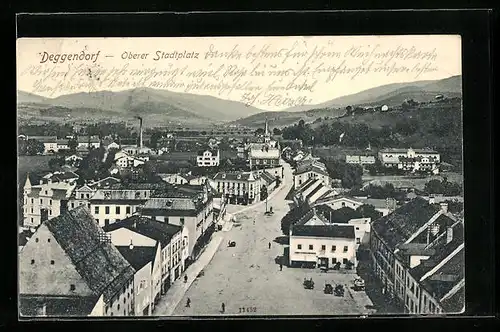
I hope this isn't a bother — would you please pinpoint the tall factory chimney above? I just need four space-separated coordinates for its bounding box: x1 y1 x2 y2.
135 116 143 149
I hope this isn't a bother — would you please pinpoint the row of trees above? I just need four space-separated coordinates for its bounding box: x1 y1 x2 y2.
424 178 462 196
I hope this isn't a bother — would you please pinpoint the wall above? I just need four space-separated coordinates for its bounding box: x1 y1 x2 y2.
289 236 356 267
91 203 139 227
133 263 153 316
19 224 94 297
105 278 134 316
151 244 162 305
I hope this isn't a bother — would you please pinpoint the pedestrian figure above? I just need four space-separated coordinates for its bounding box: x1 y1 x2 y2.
253 219 255 225
221 302 225 313
184 275 188 283
280 264 283 271
186 298 191 307
268 242 271 249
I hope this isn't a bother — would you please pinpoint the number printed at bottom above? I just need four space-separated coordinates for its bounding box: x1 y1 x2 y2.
239 306 257 313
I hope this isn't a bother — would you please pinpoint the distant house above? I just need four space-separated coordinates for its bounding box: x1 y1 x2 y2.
293 159 330 189
345 155 376 165
65 154 83 166
378 148 440 173
19 207 135 317
196 149 220 167
114 154 146 170
313 196 396 217
211 171 262 205
160 173 206 186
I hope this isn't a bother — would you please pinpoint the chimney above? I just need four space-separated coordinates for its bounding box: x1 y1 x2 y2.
440 202 448 213
446 227 453 244
129 239 134 250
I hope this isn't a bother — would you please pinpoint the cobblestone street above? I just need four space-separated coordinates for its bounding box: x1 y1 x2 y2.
170 163 375 316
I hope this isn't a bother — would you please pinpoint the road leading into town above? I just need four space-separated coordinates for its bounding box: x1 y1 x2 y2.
172 162 375 316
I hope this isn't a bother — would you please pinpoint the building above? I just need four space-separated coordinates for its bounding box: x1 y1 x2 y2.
296 206 371 250
19 207 135 317
196 149 220 167
259 171 277 195
378 148 440 173
289 224 357 270
397 220 464 314
370 197 461 311
345 155 376 165
138 190 214 261
64 154 83 166
160 173 207 186
22 173 77 229
211 171 261 205
116 242 162 316
104 216 187 296
247 119 281 169
293 159 330 189
293 178 338 206
114 152 146 170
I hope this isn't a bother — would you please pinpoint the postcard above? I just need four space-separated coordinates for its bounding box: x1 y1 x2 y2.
17 35 464 317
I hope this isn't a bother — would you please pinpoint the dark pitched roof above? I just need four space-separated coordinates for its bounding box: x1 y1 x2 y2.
103 215 182 246
305 183 323 202
371 197 441 250
116 246 156 271
420 245 464 300
295 178 318 195
295 207 330 226
440 284 465 313
291 224 355 239
45 206 135 303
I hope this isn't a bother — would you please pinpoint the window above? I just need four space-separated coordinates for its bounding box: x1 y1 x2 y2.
126 206 131 214
71 203 74 208
331 245 336 252
86 194 90 199
342 202 346 207
31 208 33 213
95 206 99 214
31 198 34 204
117 304 120 310
343 258 348 264
332 257 337 264
70 284 76 291
308 244 313 250
356 238 361 244
35 238 39 243
40 199 43 204
47 239 50 243
105 219 110 226
50 260 54 265
321 245 326 251
31 259 35 264
49 199 52 205
105 206 110 214
356 227 359 230
297 244 302 250
343 246 348 252
116 206 121 214
180 217 185 224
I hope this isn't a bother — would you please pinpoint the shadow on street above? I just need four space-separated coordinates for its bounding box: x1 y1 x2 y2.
273 236 289 245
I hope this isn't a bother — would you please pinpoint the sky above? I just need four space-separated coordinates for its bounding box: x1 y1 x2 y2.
17 35 462 111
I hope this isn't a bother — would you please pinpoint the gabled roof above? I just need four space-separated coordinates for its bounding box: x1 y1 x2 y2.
197 149 219 156
116 245 156 271
371 197 441 250
213 171 259 182
295 207 330 226
44 206 135 302
103 215 182 247
294 163 329 177
291 224 355 239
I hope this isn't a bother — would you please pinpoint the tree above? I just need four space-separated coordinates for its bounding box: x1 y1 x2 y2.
341 163 363 189
281 204 309 235
149 132 162 149
424 179 444 194
26 139 45 155
356 204 383 221
272 128 282 135
18 138 27 155
329 207 362 224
